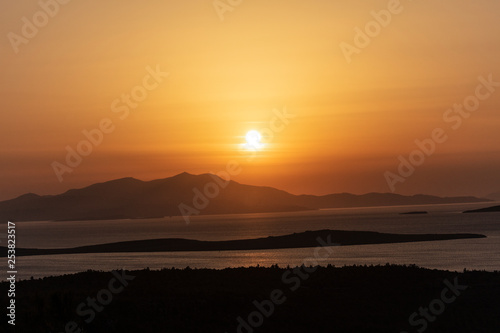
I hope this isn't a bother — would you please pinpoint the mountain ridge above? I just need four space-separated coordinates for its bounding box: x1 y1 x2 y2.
0 173 491 222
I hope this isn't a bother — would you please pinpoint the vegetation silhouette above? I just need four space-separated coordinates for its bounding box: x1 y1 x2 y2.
2 265 499 332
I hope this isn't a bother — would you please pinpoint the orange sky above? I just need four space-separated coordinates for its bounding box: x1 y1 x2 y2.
1 0 500 201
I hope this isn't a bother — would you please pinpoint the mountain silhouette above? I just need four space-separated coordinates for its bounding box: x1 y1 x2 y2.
0 172 490 222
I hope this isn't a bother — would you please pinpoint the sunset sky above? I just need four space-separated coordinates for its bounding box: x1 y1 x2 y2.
1 0 500 201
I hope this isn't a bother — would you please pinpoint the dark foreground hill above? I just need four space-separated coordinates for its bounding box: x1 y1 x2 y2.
2 265 499 333
0 173 490 222
2 229 486 257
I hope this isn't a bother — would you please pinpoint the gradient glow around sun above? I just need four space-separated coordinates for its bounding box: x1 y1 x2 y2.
245 130 264 150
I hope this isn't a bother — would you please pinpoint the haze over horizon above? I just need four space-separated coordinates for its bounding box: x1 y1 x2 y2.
2 0 500 201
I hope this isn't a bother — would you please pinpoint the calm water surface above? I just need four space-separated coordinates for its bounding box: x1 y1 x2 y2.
6 202 500 279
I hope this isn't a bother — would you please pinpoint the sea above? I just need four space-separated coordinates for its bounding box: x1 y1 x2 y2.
7 202 500 280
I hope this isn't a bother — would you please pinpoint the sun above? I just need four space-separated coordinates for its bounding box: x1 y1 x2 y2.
244 130 264 150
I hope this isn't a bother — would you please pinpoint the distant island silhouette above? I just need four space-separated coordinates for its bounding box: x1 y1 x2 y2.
463 205 500 213
0 173 491 222
2 230 486 257
486 191 500 201
400 211 428 215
